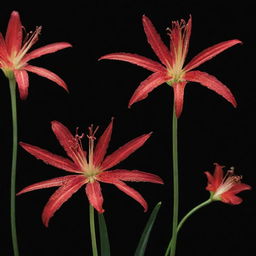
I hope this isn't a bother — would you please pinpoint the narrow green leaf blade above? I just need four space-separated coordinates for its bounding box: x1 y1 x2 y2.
98 213 111 256
134 202 162 256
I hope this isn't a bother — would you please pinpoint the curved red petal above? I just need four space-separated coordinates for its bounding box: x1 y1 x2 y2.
185 70 237 107
23 64 68 92
20 142 80 173
99 52 165 72
227 183 251 194
42 175 86 227
213 163 224 189
100 133 152 171
85 181 104 213
182 16 192 64
221 182 251 205
93 118 114 167
0 33 9 62
184 39 242 71
113 180 148 212
221 193 243 205
22 42 72 63
142 15 172 68
5 11 22 55
204 171 215 191
14 69 29 100
98 169 163 184
128 72 168 108
17 175 76 195
173 81 187 118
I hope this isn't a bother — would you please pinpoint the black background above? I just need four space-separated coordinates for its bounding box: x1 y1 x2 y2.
1 1 255 256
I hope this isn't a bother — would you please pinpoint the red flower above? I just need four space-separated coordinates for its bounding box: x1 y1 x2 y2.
17 119 163 226
0 11 71 99
204 163 251 205
99 15 241 117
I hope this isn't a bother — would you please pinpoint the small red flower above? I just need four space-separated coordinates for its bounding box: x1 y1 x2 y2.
0 11 71 99
204 163 251 205
99 15 241 117
17 119 163 226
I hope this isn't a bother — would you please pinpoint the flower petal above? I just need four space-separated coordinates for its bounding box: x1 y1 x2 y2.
226 183 251 194
129 72 168 108
99 53 165 72
5 11 22 55
204 171 215 191
221 182 251 205
85 181 104 213
93 118 114 167
22 42 72 63
184 40 241 71
42 175 86 227
0 33 9 62
213 163 224 189
185 70 237 107
14 69 29 100
100 133 152 171
221 193 243 205
51 121 87 167
17 175 76 195
20 142 80 173
23 64 68 92
173 81 187 118
98 169 163 184
142 15 172 68
111 180 148 212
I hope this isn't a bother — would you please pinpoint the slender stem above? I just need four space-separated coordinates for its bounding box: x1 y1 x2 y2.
9 78 19 256
165 198 212 255
89 204 98 256
177 199 212 233
170 104 179 256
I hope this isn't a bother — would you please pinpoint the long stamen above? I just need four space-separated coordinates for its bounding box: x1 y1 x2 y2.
87 125 99 166
14 26 42 65
167 19 188 79
66 128 88 170
74 129 87 166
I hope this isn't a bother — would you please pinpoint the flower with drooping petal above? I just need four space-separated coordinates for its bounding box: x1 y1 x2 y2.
0 11 71 99
99 15 241 117
204 163 251 205
17 118 163 226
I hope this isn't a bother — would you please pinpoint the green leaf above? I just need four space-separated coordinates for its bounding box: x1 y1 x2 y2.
98 213 111 256
134 202 162 256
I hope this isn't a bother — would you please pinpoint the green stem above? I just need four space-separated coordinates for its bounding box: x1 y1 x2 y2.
9 78 19 256
170 104 178 256
89 205 98 256
165 198 212 255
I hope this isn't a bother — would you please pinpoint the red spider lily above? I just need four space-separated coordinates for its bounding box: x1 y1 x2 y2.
17 119 163 226
0 11 71 99
204 163 251 205
99 15 241 117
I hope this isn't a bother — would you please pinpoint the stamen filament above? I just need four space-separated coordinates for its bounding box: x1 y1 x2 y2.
87 125 99 167
14 26 42 65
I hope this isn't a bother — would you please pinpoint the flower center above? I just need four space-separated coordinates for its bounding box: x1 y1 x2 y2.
213 167 242 200
166 69 185 85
